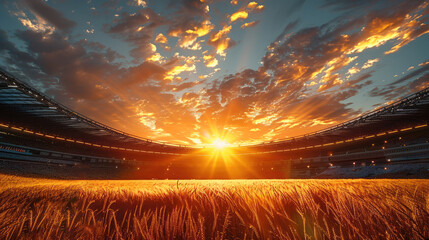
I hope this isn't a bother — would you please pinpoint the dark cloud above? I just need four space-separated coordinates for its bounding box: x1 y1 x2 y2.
389 64 429 86
369 66 429 101
274 19 300 42
106 8 167 60
166 0 213 50
166 80 205 92
14 30 122 101
21 0 76 32
0 29 54 89
408 73 429 91
123 62 165 87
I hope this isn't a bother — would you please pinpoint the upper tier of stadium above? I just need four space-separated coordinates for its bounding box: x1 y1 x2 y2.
1 68 428 152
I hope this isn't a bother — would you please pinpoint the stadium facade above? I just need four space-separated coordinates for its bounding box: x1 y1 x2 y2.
1 69 428 179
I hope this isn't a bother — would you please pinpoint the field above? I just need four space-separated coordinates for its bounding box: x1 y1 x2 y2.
0 174 428 240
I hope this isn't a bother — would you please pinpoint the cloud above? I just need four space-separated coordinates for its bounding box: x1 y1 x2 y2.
362 58 379 69
347 2 429 55
166 80 205 92
131 0 147 8
163 54 197 81
155 33 168 44
169 20 214 49
0 29 50 89
347 58 378 76
317 74 342 92
369 73 429 101
18 16 55 33
146 52 164 63
106 8 167 60
230 10 248 22
166 0 213 50
208 25 236 56
14 30 122 101
389 63 429 86
230 1 264 23
418 60 429 66
21 0 76 32
241 20 260 29
203 52 218 67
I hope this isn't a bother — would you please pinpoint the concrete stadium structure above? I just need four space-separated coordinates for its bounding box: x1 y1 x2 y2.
1 69 428 179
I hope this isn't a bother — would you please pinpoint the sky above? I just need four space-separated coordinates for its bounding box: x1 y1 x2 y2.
0 0 428 146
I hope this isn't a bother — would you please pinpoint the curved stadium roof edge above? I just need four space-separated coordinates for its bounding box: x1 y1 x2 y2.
0 68 190 148
255 86 429 146
1 67 428 148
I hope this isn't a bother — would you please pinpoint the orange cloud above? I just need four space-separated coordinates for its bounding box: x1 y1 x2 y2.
349 8 429 55
146 52 164 63
362 58 379 69
203 53 218 67
347 67 360 75
169 20 214 49
134 0 147 7
318 74 343 92
210 25 232 42
155 33 168 44
185 20 214 37
164 64 196 81
247 2 258 8
230 10 248 22
252 114 279 125
208 25 235 56
164 56 197 81
17 9 55 34
241 21 259 29
418 61 429 66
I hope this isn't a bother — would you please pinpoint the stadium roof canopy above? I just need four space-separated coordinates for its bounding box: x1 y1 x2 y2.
1 68 428 151
247 87 429 150
0 69 191 152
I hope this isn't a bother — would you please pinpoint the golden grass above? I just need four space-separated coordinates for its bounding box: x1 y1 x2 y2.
0 174 428 239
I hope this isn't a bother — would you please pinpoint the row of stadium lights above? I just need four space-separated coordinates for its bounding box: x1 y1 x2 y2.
306 159 392 170
295 127 425 164
0 123 181 156
238 124 427 155
0 122 427 156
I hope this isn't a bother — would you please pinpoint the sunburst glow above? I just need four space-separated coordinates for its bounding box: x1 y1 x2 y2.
212 138 229 149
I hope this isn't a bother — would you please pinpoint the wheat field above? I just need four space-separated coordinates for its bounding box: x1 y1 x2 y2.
0 174 427 240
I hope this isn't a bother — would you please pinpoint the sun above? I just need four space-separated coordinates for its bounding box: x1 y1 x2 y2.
212 138 229 149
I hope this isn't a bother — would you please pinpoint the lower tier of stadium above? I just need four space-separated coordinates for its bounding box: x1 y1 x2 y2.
1 122 428 179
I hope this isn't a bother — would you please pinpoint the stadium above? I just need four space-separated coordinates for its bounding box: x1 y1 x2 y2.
1 1 429 238
1 69 428 179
